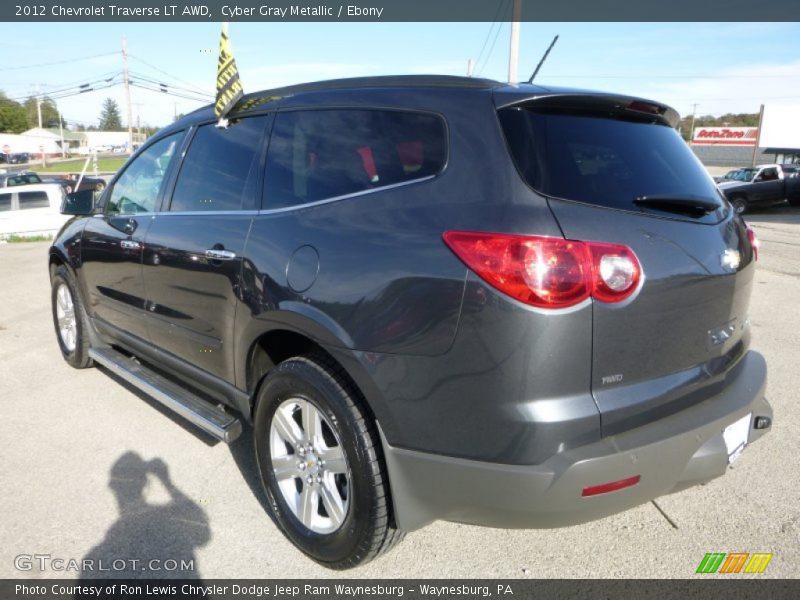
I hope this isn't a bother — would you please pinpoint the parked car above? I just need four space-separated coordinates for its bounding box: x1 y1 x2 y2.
0 171 45 188
6 152 31 164
43 173 106 194
717 164 800 212
49 76 771 569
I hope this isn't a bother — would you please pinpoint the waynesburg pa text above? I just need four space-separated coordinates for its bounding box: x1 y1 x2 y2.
15 583 509 597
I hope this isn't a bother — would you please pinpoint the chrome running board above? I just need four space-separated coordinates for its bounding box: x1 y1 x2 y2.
89 347 243 443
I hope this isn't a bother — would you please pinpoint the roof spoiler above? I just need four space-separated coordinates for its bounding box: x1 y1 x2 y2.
496 92 680 129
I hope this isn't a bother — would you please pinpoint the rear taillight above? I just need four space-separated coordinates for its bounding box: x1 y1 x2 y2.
443 231 642 309
746 225 759 261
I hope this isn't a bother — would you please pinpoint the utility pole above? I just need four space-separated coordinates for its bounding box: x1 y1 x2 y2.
122 35 134 152
751 104 765 167
36 87 45 167
58 106 65 158
36 96 43 129
688 103 699 145
507 0 522 83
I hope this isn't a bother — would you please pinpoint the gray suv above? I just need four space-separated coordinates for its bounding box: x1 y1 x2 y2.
50 76 771 569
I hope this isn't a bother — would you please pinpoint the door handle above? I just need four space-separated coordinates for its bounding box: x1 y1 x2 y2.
205 248 236 260
120 240 142 250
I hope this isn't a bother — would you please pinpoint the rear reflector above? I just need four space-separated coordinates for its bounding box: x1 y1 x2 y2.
582 475 641 497
746 225 759 261
443 231 642 309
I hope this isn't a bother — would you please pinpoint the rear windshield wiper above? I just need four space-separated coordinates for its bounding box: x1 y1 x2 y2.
633 195 722 215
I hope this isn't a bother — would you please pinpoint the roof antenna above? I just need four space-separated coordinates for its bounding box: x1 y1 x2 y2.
528 35 559 84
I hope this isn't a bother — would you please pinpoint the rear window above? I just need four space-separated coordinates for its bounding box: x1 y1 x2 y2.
7 173 42 187
264 109 446 209
498 107 722 212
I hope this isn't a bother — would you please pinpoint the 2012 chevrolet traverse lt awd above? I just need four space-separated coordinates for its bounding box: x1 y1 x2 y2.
49 76 772 569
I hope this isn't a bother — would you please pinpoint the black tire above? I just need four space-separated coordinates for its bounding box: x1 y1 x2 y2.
731 196 748 215
51 265 93 369
253 353 404 569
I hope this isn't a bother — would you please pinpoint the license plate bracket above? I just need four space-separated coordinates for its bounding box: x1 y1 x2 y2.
723 413 751 464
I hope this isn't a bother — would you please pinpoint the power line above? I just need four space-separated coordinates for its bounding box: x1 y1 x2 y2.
0 51 118 72
473 0 508 71
128 54 210 95
477 0 513 76
129 82 211 103
128 71 214 99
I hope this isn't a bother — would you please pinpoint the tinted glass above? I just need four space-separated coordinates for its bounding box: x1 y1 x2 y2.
498 108 722 210
264 109 446 209
18 191 49 209
7 173 42 187
0 192 11 211
107 133 182 215
170 117 267 212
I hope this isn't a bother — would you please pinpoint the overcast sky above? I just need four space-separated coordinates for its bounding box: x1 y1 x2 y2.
1 21 798 129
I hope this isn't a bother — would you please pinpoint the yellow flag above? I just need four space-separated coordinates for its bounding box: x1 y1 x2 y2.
215 22 244 120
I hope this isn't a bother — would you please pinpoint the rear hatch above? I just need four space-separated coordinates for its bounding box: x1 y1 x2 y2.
497 92 757 436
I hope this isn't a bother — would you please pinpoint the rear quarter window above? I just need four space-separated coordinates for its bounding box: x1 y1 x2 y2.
263 109 446 209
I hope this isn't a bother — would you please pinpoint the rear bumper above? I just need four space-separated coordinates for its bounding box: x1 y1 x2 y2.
382 350 771 531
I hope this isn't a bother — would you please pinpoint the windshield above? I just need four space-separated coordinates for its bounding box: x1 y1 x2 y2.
734 169 757 181
498 107 724 214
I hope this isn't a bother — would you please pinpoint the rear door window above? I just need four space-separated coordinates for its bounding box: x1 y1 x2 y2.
498 107 722 213
169 116 268 212
263 109 446 209
0 192 12 211
18 191 50 209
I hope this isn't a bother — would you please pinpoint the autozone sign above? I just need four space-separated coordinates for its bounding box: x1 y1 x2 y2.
693 127 758 145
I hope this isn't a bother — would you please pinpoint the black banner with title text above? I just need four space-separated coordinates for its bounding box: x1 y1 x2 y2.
4 0 800 22
3 579 800 600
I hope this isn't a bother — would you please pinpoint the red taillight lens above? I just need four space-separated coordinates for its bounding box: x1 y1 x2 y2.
443 231 642 309
442 232 591 308
746 225 759 261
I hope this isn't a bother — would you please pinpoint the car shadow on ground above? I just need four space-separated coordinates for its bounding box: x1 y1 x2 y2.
96 365 218 447
77 452 210 584
228 422 272 515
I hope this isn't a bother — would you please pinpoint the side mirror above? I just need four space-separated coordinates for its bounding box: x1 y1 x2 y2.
61 189 96 215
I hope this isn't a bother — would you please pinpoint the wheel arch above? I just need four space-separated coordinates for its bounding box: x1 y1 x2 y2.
240 317 393 437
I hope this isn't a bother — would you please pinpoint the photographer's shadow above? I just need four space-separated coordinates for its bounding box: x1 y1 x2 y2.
80 452 209 580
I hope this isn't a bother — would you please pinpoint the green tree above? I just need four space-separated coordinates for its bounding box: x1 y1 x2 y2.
0 92 28 133
23 96 62 129
99 98 123 131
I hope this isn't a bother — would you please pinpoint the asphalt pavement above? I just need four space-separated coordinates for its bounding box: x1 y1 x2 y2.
0 207 798 579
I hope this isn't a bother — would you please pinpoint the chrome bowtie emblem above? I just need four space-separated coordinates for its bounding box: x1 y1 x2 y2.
721 249 741 270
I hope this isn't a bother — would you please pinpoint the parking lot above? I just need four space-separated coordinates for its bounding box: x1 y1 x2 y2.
1 207 799 579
